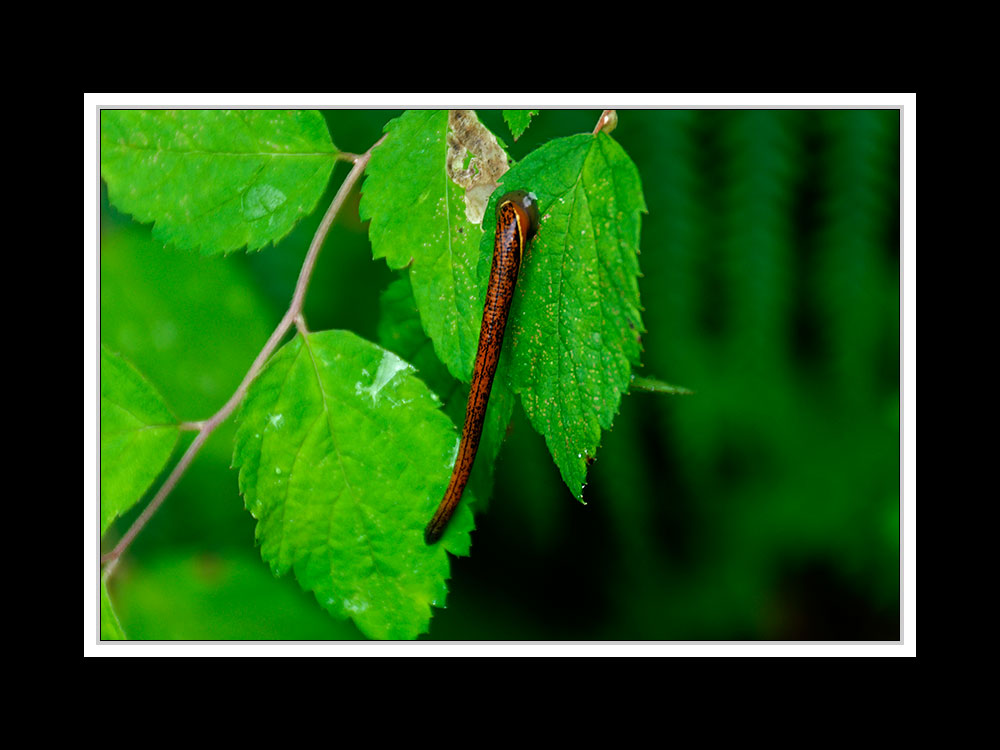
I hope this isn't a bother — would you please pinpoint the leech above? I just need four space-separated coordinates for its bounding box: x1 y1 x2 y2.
424 190 540 544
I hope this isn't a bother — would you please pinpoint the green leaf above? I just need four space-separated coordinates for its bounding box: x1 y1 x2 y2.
100 577 126 640
232 329 474 639
631 375 694 395
362 114 645 502
100 110 338 255
100 344 180 536
503 110 539 141
360 110 509 381
480 132 646 499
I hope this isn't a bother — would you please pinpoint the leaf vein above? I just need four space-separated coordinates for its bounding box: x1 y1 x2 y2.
300 335 384 579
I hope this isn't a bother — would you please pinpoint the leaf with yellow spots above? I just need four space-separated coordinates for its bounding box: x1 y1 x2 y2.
100 110 338 255
477 132 647 499
232 329 475 639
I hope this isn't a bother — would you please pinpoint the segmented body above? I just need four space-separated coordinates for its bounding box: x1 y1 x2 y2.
424 190 539 544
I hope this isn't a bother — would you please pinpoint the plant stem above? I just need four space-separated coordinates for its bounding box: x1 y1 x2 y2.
100 142 380 569
593 110 617 135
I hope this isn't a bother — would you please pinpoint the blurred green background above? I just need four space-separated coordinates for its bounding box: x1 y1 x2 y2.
100 109 900 641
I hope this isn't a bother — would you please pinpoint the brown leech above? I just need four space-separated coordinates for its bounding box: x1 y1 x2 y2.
424 190 540 544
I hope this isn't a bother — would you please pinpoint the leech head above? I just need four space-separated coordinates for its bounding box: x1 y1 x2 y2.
498 190 540 250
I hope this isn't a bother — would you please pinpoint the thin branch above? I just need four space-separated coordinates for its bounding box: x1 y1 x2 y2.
100 142 381 569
